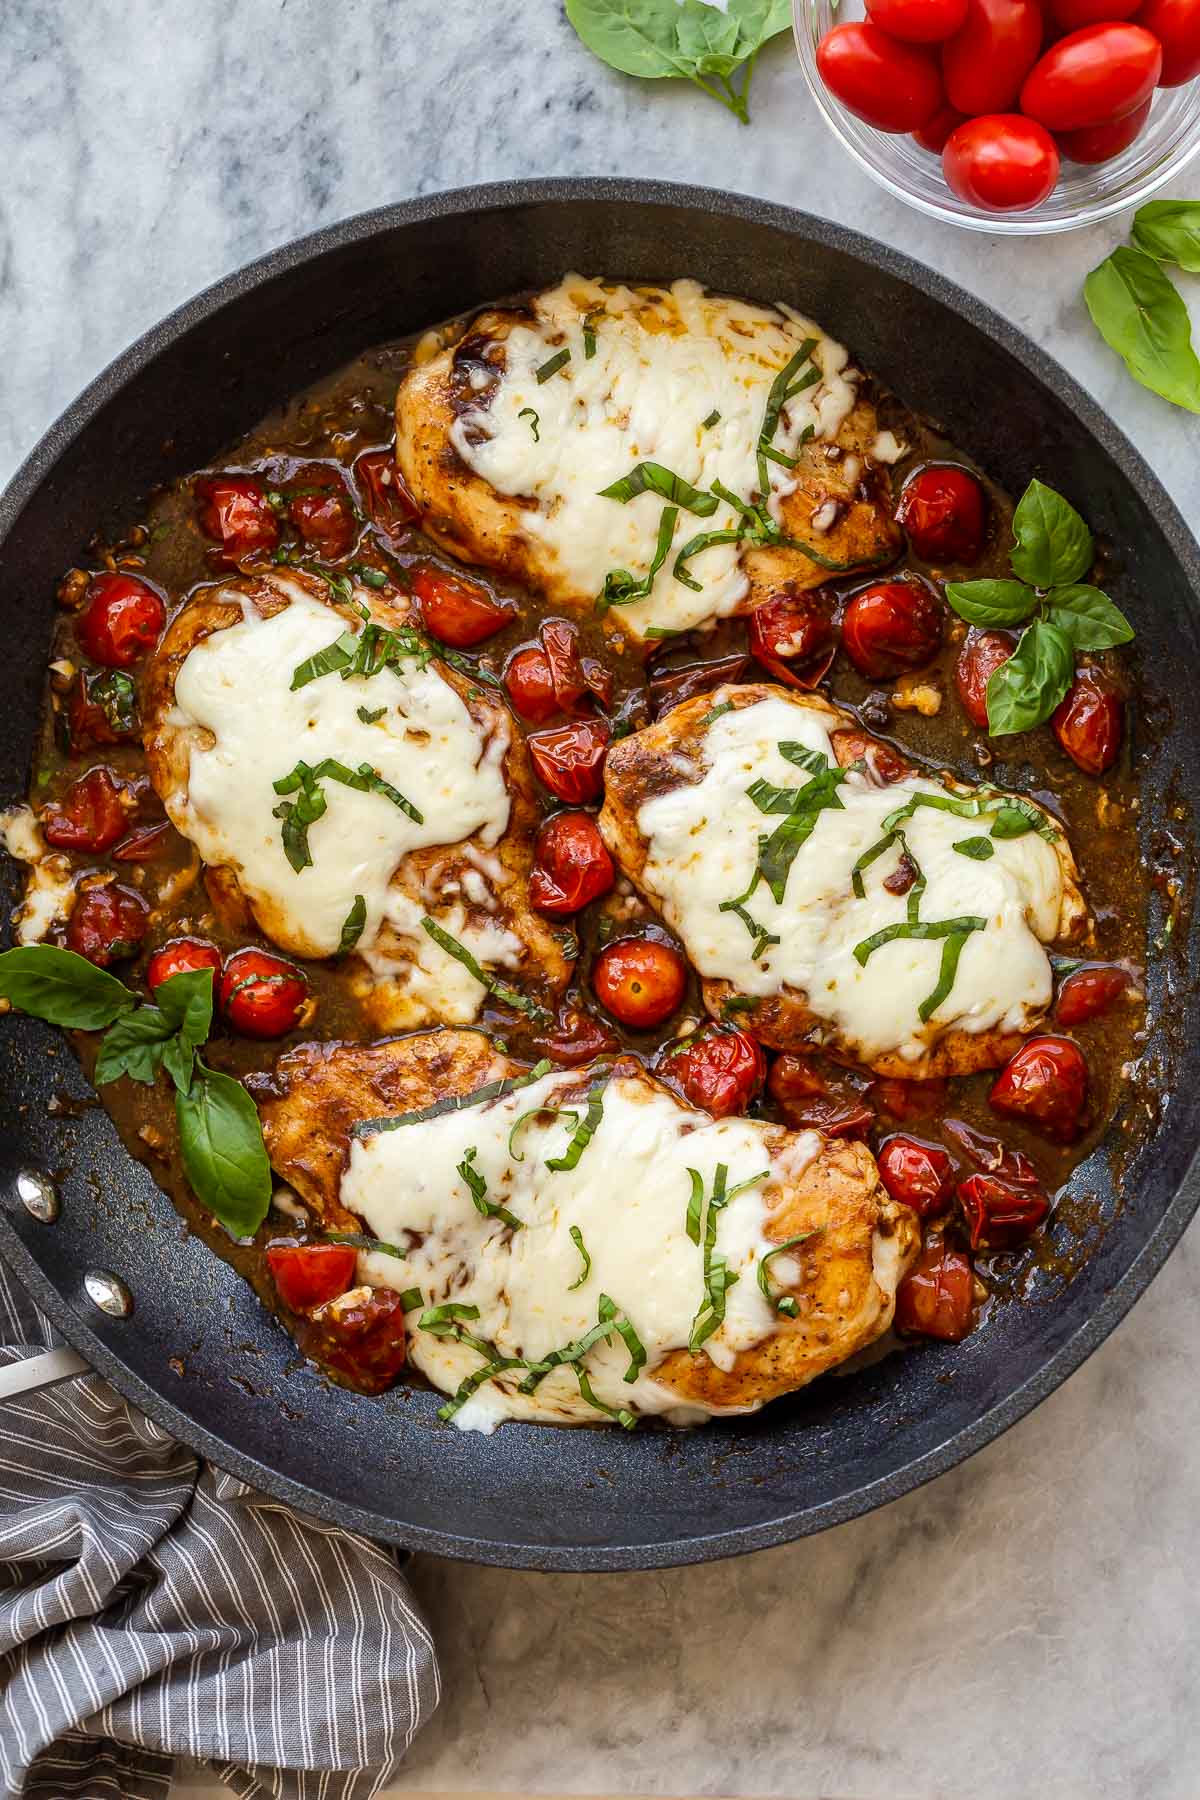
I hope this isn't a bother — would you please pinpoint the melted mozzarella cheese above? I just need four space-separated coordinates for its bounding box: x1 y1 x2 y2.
635 699 1072 1065
0 806 76 944
343 1068 821 1432
168 587 511 962
450 275 859 640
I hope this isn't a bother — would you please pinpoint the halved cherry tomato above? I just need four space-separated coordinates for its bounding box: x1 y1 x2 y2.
829 728 914 784
1052 667 1122 774
65 884 149 967
1020 23 1161 127
195 475 279 564
42 768 128 853
913 102 970 150
353 449 420 536
664 1027 766 1119
767 1054 876 1137
592 937 687 1029
529 812 615 915
1057 93 1152 158
958 1173 1050 1248
286 464 356 559
942 1116 1043 1187
219 947 308 1039
955 629 1016 727
1055 962 1131 1024
990 1034 1088 1141
867 0 969 39
412 565 511 647
650 652 749 716
311 1285 407 1394
877 1135 957 1216
267 1243 358 1312
1053 0 1139 27
942 0 1044 112
816 22 945 131
748 590 838 689
1136 0 1200 81
896 465 986 564
894 1239 975 1340
530 1003 620 1067
66 670 139 750
76 573 166 668
528 719 610 803
874 1075 949 1121
147 936 224 994
112 821 172 862
841 578 943 680
943 114 1060 210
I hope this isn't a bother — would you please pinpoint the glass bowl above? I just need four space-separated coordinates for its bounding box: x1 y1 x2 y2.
792 0 1200 232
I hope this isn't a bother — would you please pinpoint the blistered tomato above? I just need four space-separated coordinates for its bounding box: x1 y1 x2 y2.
896 465 986 564
41 768 128 853
1052 668 1122 774
147 937 224 994
1054 962 1131 1024
816 22 945 130
955 629 1016 727
877 1135 957 1216
286 465 357 559
76 574 166 668
592 937 687 1029
267 1243 358 1312
958 1173 1050 1248
989 1034 1088 1141
767 1054 876 1137
529 812 615 915
195 475 279 563
527 720 610 803
894 1239 975 1340
530 1004 620 1067
829 728 914 784
65 884 149 968
311 1286 407 1394
841 578 943 680
505 648 559 723
665 1028 766 1119
412 566 512 646
219 947 308 1039
748 591 838 689
353 449 420 536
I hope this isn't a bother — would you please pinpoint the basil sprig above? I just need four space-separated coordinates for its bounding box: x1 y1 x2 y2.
1086 221 1200 413
564 0 792 124
95 968 214 1093
942 479 1133 737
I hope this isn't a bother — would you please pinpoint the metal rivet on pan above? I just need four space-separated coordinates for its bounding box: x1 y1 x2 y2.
15 1170 59 1224
84 1270 133 1318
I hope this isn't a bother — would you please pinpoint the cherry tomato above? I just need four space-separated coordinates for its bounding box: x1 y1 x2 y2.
841 578 943 680
1020 23 1161 127
505 648 560 723
874 1075 950 1121
529 812 615 915
67 670 139 751
829 728 913 784
1057 92 1152 158
286 465 356 559
147 936 224 994
1055 962 1131 1024
42 767 128 853
650 652 749 716
894 1239 975 1340
958 1173 1050 1249
913 103 970 150
943 114 1060 210
1136 0 1200 80
748 590 838 689
955 629 1016 727
592 937 687 1029
540 618 589 712
665 1028 766 1119
195 475 279 564
219 947 308 1039
1053 0 1139 26
65 884 149 968
942 0 1044 111
112 822 173 863
942 1116 1044 1188
353 449 421 536
1052 667 1122 774
877 1135 957 1217
767 1055 876 1138
267 1243 358 1312
867 0 969 39
311 1285 407 1394
412 565 511 647
816 22 945 131
896 465 986 564
76 573 166 669
530 1004 620 1067
989 1034 1088 1141
527 719 610 803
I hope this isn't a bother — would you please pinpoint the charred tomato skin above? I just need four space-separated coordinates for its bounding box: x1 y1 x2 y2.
956 629 1016 727
958 1173 1050 1249
147 936 224 994
529 811 616 915
1052 667 1123 774
219 947 308 1039
41 767 128 853
665 1027 766 1119
877 1134 957 1216
591 936 687 1030
527 719 610 804
841 577 944 680
65 883 149 968
989 1034 1089 1141
267 1243 358 1312
76 573 166 668
895 464 987 564
894 1239 975 1341
412 566 511 646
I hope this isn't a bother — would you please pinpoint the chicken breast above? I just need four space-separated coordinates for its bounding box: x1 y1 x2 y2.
599 685 1088 1079
144 568 569 1031
255 1031 917 1430
396 274 902 645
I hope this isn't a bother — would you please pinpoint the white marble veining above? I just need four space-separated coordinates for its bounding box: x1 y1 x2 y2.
6 5 1200 1799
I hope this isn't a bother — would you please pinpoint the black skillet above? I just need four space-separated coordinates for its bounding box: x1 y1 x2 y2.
1 179 1197 1572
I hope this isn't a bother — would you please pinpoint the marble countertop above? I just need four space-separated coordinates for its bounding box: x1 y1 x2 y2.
5 5 1199 1798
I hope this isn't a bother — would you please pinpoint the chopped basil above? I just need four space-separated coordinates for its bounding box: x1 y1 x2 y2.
582 316 598 359
458 1145 522 1230
568 1225 592 1290
535 347 571 383
717 896 779 961
398 1287 423 1311
518 1291 643 1392
756 338 818 503
699 700 735 728
685 1163 765 1354
348 562 389 589
420 916 551 1022
545 1077 608 1172
701 409 721 429
356 704 387 724
88 669 138 736
953 836 994 861
325 1231 410 1263
353 1059 553 1138
853 915 987 967
437 1349 528 1422
518 407 540 441
598 504 679 613
757 1231 820 1314
290 616 432 691
272 757 422 870
575 1366 636 1428
672 524 743 592
598 461 720 516
337 894 367 954
643 626 683 639
721 994 758 1017
508 1103 578 1162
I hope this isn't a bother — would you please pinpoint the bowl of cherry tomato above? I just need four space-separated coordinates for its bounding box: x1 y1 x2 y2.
795 0 1200 227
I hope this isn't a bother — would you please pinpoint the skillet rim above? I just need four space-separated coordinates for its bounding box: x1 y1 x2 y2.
1 175 1198 1572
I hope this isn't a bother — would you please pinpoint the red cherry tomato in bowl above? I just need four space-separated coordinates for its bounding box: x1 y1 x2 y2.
529 812 615 915
913 102 970 150
65 884 149 968
841 578 943 680
147 936 224 994
267 1243 358 1312
942 0 1044 113
412 566 512 646
955 629 1016 727
748 590 837 689
990 1034 1088 1141
664 1027 766 1119
894 1239 975 1340
1052 0 1139 26
42 767 128 853
76 573 166 668
1135 0 1200 83
1052 667 1123 773
1054 962 1131 1024
867 0 969 38
592 936 687 1029
816 22 945 131
195 475 279 564
877 1135 957 1217
527 719 610 803
1020 23 1162 128
896 465 987 564
1057 92 1152 158
219 947 308 1039
943 114 1060 210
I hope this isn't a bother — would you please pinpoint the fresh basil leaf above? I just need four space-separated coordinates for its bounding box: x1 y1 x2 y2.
953 836 994 861
94 969 214 1091
337 895 367 955
985 618 1075 736
1042 584 1134 650
943 578 1037 627
564 0 791 123
159 1034 196 1096
518 407 540 441
1084 247 1200 415
1010 480 1094 589
1131 200 1200 274
176 1063 272 1239
154 969 215 1048
94 1007 180 1087
0 946 136 1031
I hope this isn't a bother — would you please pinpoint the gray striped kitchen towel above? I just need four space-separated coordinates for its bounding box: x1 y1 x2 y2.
0 1257 439 1800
